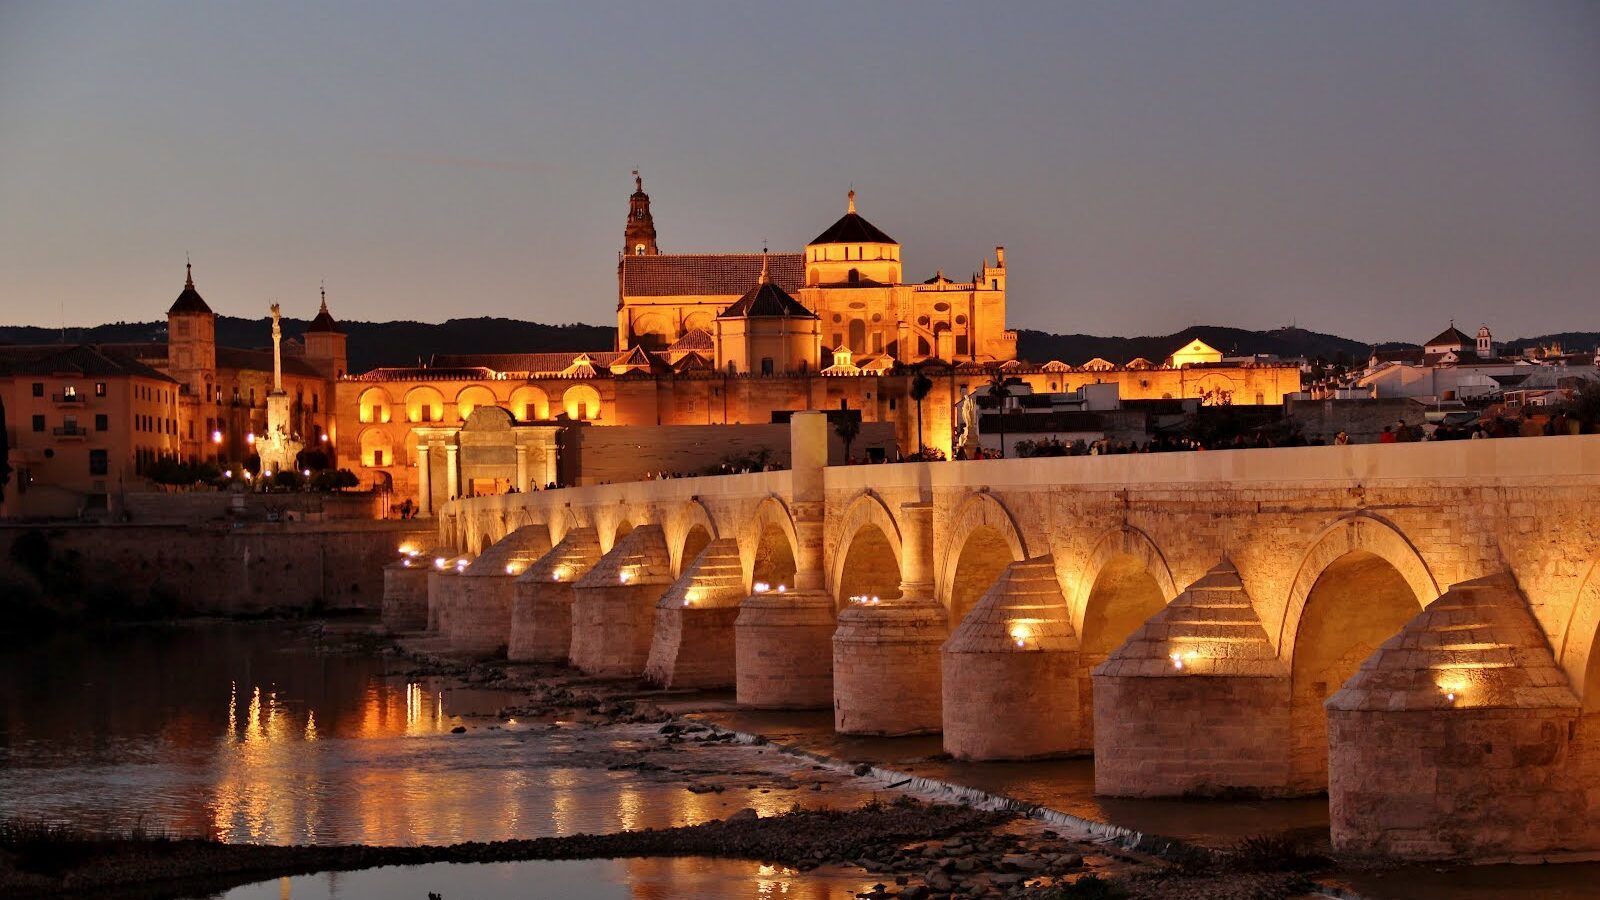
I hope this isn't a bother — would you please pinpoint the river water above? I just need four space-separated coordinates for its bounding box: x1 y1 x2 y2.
9 622 1600 900
0 623 884 898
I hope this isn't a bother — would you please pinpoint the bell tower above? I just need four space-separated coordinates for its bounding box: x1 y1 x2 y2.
624 170 658 256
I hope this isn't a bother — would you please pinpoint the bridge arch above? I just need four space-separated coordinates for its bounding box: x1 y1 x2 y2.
938 492 1029 625
1278 511 1438 792
1559 558 1600 706
1277 512 1439 657
830 491 904 606
1071 525 1178 745
742 495 801 591
668 499 720 576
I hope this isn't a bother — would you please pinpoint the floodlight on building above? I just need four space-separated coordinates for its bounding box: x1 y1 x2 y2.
619 569 634 584
247 433 256 445
212 430 223 444
435 557 447 570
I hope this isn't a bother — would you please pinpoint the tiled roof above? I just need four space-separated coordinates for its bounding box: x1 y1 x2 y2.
430 351 628 373
1425 326 1473 347
351 366 499 382
168 266 212 315
719 280 817 319
306 299 342 334
810 211 896 246
668 328 715 352
0 344 177 382
216 346 325 379
621 253 804 297
1370 348 1425 365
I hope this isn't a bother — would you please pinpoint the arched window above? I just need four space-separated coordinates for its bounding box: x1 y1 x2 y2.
634 244 646 255
761 357 774 375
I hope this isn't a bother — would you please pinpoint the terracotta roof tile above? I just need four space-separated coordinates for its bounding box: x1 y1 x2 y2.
621 253 803 297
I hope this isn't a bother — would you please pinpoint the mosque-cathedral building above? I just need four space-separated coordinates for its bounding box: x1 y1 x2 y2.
336 178 1299 512
0 177 1299 517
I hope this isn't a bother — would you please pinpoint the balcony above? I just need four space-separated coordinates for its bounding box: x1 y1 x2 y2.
52 393 86 406
52 425 88 440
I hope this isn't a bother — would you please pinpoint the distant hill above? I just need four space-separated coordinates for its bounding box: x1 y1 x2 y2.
0 317 615 374
2 317 1594 373
1014 325 1385 366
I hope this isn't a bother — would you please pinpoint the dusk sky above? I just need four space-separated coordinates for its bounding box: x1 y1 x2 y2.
2 1 1596 343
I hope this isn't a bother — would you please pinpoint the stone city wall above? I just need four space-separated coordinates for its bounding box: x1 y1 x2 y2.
0 520 431 612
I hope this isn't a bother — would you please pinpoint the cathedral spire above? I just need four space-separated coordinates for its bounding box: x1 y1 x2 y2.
185 254 193 288
847 188 856 214
758 251 770 285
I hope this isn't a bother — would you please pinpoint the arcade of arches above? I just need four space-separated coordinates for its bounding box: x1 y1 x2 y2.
425 429 1600 859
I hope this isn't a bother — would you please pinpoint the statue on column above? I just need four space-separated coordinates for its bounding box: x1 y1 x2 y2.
258 302 303 478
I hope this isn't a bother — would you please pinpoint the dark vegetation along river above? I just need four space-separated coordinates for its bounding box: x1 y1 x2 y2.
6 622 1600 899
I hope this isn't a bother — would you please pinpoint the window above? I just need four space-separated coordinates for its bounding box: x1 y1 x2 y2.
726 361 736 374
992 279 998 290
63 385 77 398
372 449 385 467
32 414 44 432
798 360 808 373
96 382 107 397
31 382 43 397
839 399 848 410
760 357 774 375
95 414 108 432
889 398 896 410
89 450 107 476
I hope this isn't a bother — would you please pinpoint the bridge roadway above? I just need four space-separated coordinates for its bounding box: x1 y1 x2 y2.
386 412 1600 861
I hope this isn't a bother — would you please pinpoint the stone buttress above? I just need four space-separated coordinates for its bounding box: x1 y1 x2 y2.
1093 560 1292 797
1327 573 1589 860
508 527 602 662
943 556 1081 759
644 538 746 688
569 525 674 677
447 525 553 656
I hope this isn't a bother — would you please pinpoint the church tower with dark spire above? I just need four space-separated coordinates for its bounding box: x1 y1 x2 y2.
624 170 659 257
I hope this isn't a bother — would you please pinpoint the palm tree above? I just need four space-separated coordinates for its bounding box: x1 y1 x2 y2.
986 374 1011 458
834 413 862 463
909 372 933 455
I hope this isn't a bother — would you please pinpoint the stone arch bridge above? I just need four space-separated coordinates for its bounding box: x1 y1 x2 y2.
392 413 1600 861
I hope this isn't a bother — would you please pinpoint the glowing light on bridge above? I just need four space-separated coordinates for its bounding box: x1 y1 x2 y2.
753 581 771 594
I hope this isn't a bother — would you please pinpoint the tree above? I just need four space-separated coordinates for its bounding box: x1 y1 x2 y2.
985 374 1011 458
909 371 933 454
833 413 861 463
1564 381 1600 432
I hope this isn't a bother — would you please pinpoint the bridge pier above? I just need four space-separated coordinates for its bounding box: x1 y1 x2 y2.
426 551 471 634
943 556 1082 759
508 527 602 662
382 546 441 633
447 525 553 656
1329 574 1591 859
833 501 946 735
736 410 835 708
645 538 745 688
735 590 837 707
1093 560 1293 796
569 524 674 677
